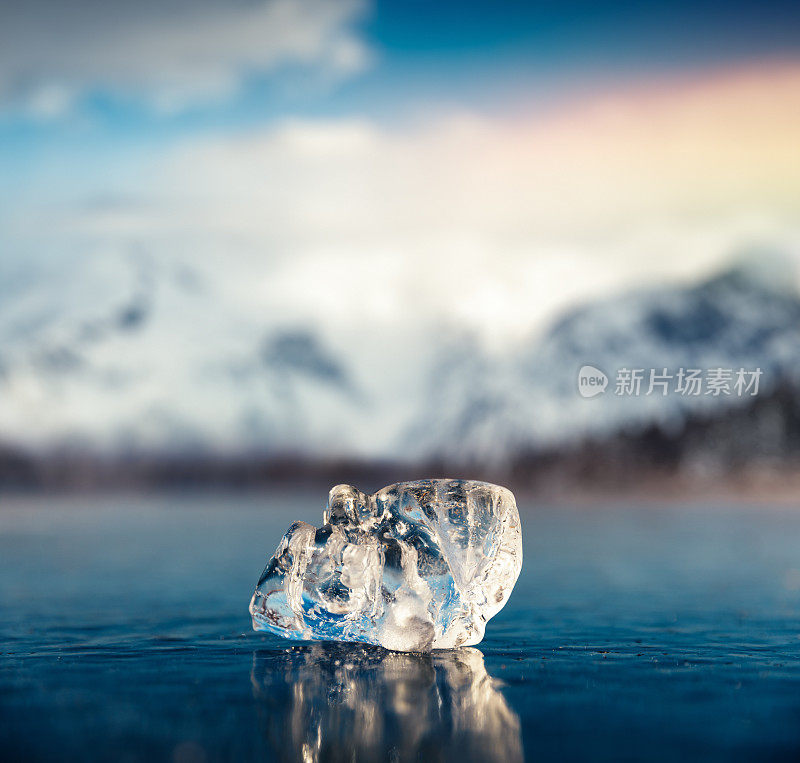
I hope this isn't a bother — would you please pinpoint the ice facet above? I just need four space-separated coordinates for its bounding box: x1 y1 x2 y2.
249 479 523 651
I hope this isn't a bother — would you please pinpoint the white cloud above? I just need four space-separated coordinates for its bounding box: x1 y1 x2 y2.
0 0 371 113
21 83 77 120
69 62 789 340
8 62 800 345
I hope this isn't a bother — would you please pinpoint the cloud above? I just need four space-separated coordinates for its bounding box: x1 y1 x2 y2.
0 0 371 114
9 61 800 343
83 61 787 331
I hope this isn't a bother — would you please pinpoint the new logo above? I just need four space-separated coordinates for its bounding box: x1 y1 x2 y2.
578 365 608 398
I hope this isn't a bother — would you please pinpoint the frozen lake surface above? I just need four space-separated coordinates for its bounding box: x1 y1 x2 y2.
3 490 800 761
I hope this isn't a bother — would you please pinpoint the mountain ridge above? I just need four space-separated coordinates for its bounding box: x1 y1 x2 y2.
1 250 798 479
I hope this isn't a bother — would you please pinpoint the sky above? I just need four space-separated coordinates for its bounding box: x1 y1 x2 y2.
2 0 800 344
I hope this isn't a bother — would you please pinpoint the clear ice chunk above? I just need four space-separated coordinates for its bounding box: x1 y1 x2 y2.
249 479 523 652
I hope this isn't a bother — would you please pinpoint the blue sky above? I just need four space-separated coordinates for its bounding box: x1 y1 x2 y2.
0 0 795 206
2 1 799 135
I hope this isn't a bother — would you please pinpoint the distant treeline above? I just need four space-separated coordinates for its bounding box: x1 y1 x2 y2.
2 383 799 496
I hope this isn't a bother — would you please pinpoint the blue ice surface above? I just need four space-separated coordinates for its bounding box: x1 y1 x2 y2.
2 489 800 761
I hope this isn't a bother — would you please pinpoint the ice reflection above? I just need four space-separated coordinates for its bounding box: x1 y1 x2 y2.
251 644 523 762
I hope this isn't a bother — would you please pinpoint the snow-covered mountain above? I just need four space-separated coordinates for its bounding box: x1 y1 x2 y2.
1 249 799 469
409 252 800 465
0 252 364 456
